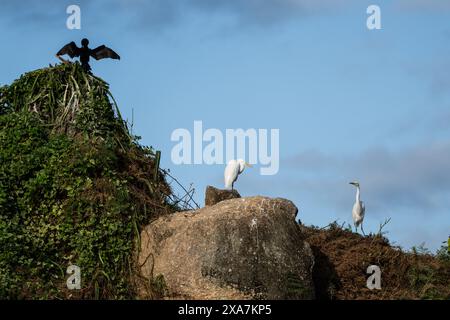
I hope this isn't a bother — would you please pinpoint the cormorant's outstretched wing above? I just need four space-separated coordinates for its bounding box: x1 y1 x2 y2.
91 45 120 60
56 42 80 58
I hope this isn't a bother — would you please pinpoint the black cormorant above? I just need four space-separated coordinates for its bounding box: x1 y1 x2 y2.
56 38 120 72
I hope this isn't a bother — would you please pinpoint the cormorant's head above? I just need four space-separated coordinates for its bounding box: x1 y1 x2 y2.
81 38 89 47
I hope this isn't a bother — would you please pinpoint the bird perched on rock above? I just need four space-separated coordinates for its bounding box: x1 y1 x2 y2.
224 159 252 190
56 38 120 72
349 181 365 235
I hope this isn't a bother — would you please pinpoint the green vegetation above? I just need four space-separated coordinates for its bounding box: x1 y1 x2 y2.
286 272 314 299
150 274 168 298
0 63 173 299
408 241 450 300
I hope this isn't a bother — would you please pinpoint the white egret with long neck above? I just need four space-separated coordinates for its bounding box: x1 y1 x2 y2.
349 181 365 235
224 159 252 190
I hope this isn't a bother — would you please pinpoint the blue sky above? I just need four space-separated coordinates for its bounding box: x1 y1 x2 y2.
1 0 449 251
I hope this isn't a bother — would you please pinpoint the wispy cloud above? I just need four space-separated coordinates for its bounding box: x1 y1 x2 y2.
1 0 355 31
0 0 94 28
285 141 450 216
395 0 450 11
107 0 357 29
4 0 450 32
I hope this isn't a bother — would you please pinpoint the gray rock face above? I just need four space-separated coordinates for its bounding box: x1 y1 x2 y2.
138 196 315 299
205 185 241 206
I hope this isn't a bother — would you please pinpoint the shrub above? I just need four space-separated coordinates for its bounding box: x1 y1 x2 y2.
0 63 173 299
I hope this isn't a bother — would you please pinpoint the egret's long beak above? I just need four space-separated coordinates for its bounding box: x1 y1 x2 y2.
349 182 356 186
245 162 253 168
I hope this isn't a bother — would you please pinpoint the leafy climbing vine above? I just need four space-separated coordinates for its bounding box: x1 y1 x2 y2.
0 63 173 299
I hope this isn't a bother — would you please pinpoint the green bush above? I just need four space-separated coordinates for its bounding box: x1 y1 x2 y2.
0 63 172 299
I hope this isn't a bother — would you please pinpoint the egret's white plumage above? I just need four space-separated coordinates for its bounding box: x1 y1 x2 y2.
350 181 365 235
224 159 251 190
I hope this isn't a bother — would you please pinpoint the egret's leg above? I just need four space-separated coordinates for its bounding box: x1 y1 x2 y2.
361 223 366 236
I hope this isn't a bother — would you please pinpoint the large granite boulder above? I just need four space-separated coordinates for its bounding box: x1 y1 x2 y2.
138 196 315 299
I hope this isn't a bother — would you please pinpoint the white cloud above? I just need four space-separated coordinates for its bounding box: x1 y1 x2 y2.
285 140 450 215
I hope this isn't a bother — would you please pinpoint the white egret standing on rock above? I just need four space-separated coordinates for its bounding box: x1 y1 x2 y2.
349 181 365 235
224 159 252 190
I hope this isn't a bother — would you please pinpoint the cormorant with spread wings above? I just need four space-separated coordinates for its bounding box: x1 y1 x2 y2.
56 38 120 72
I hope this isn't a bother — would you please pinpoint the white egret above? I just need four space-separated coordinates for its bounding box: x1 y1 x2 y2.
349 181 365 235
224 159 252 190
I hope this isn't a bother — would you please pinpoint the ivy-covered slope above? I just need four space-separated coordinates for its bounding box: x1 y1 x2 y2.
0 63 173 299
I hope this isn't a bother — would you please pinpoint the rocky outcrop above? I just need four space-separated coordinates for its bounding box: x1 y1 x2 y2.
138 196 315 299
205 185 241 206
